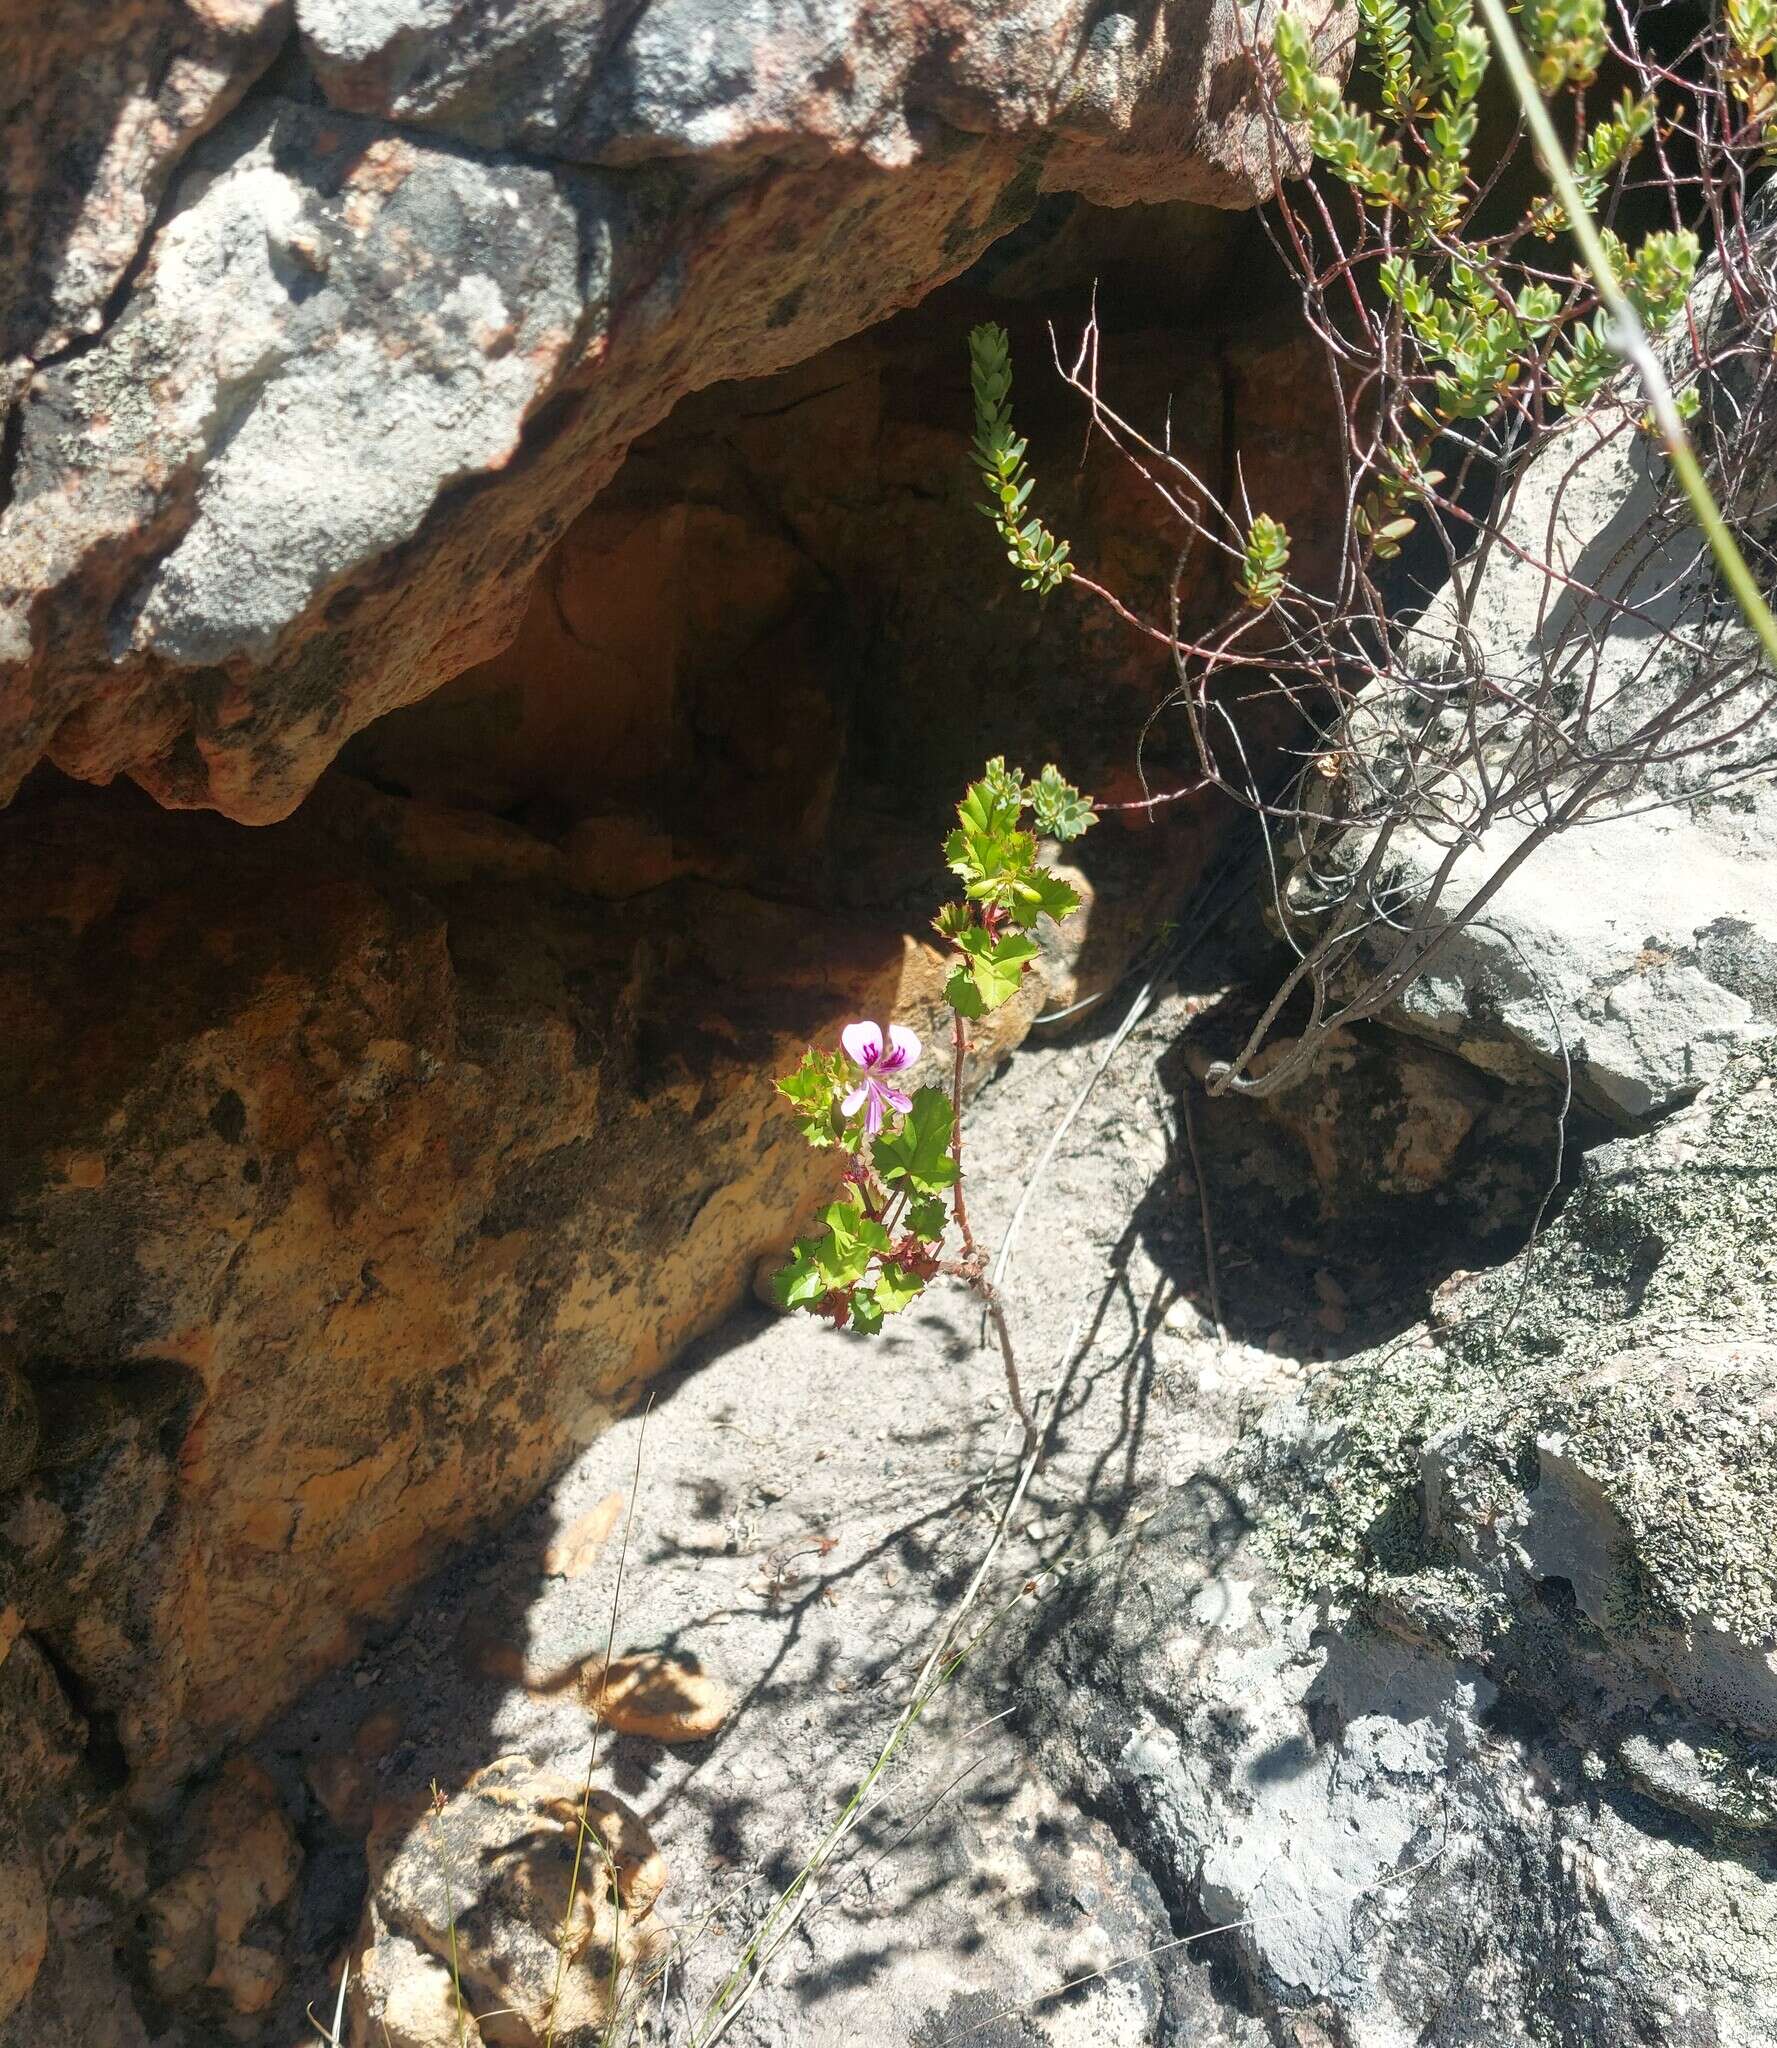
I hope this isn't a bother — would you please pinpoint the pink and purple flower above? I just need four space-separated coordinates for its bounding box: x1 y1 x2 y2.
841 1020 921 1136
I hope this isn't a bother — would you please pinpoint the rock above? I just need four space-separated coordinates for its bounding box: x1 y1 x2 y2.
1619 1720 1777 1833
1030 1039 1777 2043
1282 281 1777 1125
0 1926 151 2048
0 1367 34 1495
0 773 1045 1793
1173 1008 1570 1274
586 1650 731 1743
0 0 1345 822
346 274 1345 915
353 1710 404 1762
544 1493 624 1581
1300 763 1777 1123
0 0 289 376
307 1751 375 1835
0 1855 45 2031
0 1638 85 1833
348 1756 668 2048
141 1758 302 2017
0 1641 87 2031
563 816 684 900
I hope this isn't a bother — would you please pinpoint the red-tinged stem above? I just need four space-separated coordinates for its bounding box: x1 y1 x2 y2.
949 1010 975 1258
1094 778 1214 814
948 1007 1034 1446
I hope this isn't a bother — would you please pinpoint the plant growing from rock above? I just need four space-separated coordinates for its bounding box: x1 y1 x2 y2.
770 758 1094 1430
963 0 1777 1101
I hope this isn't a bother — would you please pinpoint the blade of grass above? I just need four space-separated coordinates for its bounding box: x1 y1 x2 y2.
1473 0 1777 670
423 1783 469 2048
303 1952 351 2046
693 1327 1076 2048
547 1397 652 2048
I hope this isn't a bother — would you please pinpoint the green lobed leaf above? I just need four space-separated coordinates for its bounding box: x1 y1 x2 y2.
816 1202 892 1289
1008 867 1082 929
945 963 986 1018
874 1263 925 1315
773 1235 830 1309
873 1086 958 1194
907 1193 949 1241
849 1289 885 1335
955 927 1040 1012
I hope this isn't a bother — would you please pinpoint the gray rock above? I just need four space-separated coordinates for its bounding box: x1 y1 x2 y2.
296 0 1272 189
1284 292 1777 1125
1 0 1329 821
0 95 614 817
1029 1039 1777 2043
0 0 289 377
347 1755 669 2046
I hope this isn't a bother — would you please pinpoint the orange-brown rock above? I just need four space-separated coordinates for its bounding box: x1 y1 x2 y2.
0 773 1038 1793
544 1492 625 1581
307 1751 376 1835
352 1709 404 1763
585 1651 732 1744
140 1758 300 2017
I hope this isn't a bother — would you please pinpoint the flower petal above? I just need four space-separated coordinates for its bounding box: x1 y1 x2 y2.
882 1024 922 1071
864 1087 885 1136
880 1085 912 1116
840 1083 870 1118
842 1020 883 1068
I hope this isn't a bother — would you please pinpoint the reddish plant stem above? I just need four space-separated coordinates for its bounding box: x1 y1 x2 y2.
949 1008 1034 1444
949 1010 975 1257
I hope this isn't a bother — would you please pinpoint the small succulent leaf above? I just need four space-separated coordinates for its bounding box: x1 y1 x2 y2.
1028 764 1097 841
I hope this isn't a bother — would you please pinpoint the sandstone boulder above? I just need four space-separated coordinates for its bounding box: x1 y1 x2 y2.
348 1756 668 2048
0 773 1045 1792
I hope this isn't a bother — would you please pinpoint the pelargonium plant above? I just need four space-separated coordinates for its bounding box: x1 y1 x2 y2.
771 758 1096 1421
